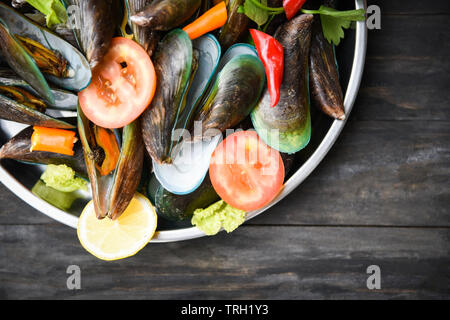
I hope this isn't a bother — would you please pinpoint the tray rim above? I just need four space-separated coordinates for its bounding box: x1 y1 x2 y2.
0 0 367 243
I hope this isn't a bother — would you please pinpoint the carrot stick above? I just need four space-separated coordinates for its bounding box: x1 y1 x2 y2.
30 126 77 156
183 2 228 40
94 126 120 176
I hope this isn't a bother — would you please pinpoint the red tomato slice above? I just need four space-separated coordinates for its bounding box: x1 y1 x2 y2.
78 37 156 128
209 130 285 212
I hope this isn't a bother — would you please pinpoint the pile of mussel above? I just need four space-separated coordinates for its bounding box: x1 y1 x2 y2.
0 0 345 222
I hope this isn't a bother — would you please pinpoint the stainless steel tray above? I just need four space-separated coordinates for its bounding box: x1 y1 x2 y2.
0 0 367 242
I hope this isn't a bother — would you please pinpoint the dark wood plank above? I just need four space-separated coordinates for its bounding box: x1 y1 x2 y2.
366 15 450 59
354 56 450 121
250 120 450 226
0 184 52 224
352 14 450 121
0 225 448 299
371 0 450 15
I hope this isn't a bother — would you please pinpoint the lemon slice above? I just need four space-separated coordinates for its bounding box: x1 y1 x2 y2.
77 193 157 261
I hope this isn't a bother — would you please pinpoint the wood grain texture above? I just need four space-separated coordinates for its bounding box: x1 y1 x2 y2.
249 120 450 226
0 0 449 299
375 0 450 15
0 225 448 299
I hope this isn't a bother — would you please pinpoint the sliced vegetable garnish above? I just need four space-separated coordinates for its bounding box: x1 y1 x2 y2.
238 3 365 46
250 29 284 107
77 193 157 261
283 0 306 20
78 37 156 129
25 0 68 28
302 6 366 46
32 180 80 211
30 126 77 156
209 130 285 212
92 126 120 176
183 1 228 40
191 200 246 235
40 164 87 192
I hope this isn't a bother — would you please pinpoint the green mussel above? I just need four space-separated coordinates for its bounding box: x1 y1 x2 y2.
0 3 91 95
125 0 161 57
251 14 313 154
0 70 78 110
62 0 121 69
148 173 219 221
78 108 144 220
142 30 221 164
194 44 265 139
217 0 250 51
0 120 87 178
142 29 194 164
130 0 201 30
309 18 345 120
0 71 77 128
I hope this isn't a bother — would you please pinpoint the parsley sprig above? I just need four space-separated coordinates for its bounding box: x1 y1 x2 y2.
238 1 365 46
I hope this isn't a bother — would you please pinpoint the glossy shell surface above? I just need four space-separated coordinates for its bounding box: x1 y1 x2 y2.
0 1 367 242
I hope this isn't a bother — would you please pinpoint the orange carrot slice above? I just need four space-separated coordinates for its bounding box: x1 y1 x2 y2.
30 126 77 156
183 2 228 40
94 126 120 176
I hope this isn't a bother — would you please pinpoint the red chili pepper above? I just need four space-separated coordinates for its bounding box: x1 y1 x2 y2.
250 29 284 108
283 0 307 20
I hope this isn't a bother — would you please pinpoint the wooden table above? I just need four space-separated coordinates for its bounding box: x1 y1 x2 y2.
0 1 449 299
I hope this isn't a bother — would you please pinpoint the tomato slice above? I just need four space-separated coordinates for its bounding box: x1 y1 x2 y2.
78 37 156 129
209 130 285 212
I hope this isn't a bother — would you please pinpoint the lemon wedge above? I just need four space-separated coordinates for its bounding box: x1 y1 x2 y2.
77 193 157 261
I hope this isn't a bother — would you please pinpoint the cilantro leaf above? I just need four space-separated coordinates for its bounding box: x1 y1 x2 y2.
320 13 352 46
302 6 365 46
242 0 269 26
238 2 365 46
26 0 68 28
238 0 284 27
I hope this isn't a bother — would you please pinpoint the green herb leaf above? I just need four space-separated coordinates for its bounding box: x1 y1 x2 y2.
191 200 246 235
40 164 87 192
302 6 365 46
243 0 269 26
26 0 68 28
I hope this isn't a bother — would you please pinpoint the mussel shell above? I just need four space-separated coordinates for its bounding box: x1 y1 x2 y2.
141 29 193 164
0 120 87 178
251 14 313 154
194 54 265 138
125 0 161 57
150 34 221 195
78 108 110 219
78 107 144 220
148 174 219 221
218 0 250 51
0 2 91 92
0 72 77 110
176 34 221 132
130 0 201 30
107 120 144 220
0 18 54 104
62 0 121 69
0 94 75 128
309 18 345 120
